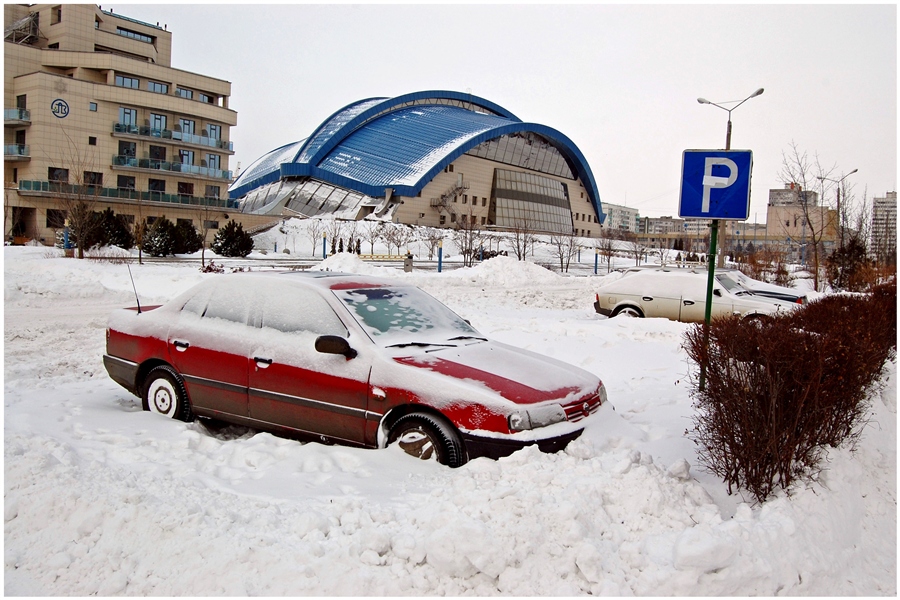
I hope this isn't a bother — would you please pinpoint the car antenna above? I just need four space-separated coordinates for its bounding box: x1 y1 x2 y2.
127 263 142 314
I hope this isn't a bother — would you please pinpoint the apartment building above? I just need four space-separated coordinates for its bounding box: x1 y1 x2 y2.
871 191 897 265
4 4 265 245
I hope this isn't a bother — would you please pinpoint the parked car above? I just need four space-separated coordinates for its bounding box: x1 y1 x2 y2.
616 265 806 306
104 271 608 467
715 269 807 305
593 269 795 322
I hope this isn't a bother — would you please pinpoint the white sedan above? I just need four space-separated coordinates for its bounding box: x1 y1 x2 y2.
593 269 794 323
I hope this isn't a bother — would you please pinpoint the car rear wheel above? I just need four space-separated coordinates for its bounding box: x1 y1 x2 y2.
388 412 466 468
612 305 644 318
143 365 194 422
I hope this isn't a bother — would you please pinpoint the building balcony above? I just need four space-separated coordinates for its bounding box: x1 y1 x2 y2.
4 144 30 160
112 155 232 181
4 108 31 126
15 180 240 209
112 122 234 152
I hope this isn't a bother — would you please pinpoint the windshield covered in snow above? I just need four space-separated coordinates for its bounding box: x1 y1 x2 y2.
335 286 480 347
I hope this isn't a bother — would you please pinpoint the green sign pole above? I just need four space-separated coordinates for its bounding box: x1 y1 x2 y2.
699 219 719 391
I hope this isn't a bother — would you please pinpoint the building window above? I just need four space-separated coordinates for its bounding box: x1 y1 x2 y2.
115 75 140 89
145 216 157 226
47 209 66 228
83 171 103 186
120 214 135 224
48 167 69 183
204 185 220 198
179 118 195 135
117 175 136 190
149 145 166 160
179 150 194 165
119 107 137 125
453 195 458 203
198 93 213 104
177 182 194 197
204 220 219 230
88 136 97 146
462 195 468 204
51 6 62 24
481 217 486 225
89 102 97 112
47 42 59 49
147 81 169 94
118 140 136 157
176 218 193 228
207 124 221 140
176 87 193 100
149 179 165 191
482 197 487 206
150 113 167 131
117 27 154 44
450 214 457 223
206 154 220 170
439 215 446 225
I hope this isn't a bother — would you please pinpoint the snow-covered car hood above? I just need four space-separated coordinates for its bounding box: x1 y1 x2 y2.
389 340 600 406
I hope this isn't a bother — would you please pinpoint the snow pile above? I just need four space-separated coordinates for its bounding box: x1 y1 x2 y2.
3 247 896 596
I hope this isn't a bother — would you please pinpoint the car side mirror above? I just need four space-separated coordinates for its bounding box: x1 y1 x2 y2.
315 335 358 359
713 289 722 297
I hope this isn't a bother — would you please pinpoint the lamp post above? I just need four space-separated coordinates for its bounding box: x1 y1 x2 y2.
696 87 764 391
697 88 765 268
818 168 858 289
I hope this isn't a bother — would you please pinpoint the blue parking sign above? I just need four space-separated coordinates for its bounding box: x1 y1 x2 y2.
679 150 752 220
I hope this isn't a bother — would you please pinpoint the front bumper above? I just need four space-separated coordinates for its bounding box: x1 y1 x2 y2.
461 427 584 461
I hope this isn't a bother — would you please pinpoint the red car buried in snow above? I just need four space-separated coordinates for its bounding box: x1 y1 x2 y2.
103 271 608 467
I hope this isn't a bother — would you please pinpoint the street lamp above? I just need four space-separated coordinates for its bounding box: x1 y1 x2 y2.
696 87 764 391
697 87 764 267
818 168 858 289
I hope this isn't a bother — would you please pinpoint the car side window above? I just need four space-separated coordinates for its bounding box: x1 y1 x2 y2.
203 285 253 325
260 287 347 337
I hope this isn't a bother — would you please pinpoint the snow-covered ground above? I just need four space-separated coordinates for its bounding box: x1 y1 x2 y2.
4 226 896 595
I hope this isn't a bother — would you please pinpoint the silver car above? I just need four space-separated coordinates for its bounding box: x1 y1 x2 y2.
593 269 794 323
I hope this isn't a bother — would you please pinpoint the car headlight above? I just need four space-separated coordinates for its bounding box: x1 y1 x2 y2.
508 404 568 432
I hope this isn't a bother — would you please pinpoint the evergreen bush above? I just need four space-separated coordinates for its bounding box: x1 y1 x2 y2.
211 220 253 257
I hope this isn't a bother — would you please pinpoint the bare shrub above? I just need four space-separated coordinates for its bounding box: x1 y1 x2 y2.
684 280 896 502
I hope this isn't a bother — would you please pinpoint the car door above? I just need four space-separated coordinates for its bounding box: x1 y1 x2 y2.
247 283 373 446
167 280 252 418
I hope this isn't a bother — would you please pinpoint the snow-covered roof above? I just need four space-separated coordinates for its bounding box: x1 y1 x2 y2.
228 90 603 222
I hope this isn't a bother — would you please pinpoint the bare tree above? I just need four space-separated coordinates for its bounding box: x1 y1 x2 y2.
452 210 487 267
303 217 326 258
506 216 537 260
325 217 344 253
779 142 839 291
549 232 579 272
595 233 617 274
418 227 444 260
357 219 383 255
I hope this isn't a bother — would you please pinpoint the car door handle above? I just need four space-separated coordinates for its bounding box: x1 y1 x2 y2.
173 340 190 351
642 296 654 302
254 357 273 369
683 300 695 306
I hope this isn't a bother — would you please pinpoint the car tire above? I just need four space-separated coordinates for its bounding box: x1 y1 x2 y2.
612 305 644 318
143 365 194 422
388 412 466 468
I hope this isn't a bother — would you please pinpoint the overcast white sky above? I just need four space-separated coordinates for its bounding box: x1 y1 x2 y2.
108 3 897 222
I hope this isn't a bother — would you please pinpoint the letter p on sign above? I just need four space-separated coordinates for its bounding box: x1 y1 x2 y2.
679 150 752 221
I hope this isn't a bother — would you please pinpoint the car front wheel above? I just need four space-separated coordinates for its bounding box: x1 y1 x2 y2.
143 365 194 422
388 412 466 468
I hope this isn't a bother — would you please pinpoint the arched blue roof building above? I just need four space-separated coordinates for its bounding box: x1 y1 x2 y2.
229 91 605 235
